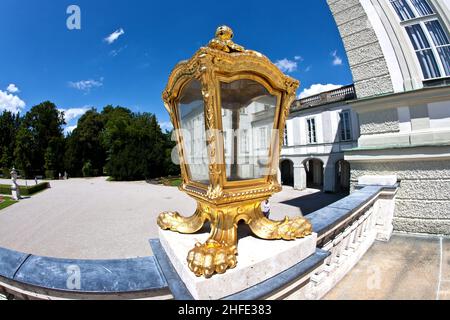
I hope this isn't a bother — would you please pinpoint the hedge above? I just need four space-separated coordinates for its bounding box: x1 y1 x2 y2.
0 182 50 196
0 185 11 195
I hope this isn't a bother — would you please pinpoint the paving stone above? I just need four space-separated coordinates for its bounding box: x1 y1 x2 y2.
441 238 450 281
324 234 441 300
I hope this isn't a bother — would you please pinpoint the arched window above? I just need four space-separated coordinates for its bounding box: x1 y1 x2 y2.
389 0 450 79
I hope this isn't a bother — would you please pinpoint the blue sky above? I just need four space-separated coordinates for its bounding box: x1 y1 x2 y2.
0 0 352 133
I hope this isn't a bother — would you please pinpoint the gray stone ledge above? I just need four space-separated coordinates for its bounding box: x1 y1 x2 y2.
309 186 383 237
0 247 29 279
0 247 168 296
150 239 193 300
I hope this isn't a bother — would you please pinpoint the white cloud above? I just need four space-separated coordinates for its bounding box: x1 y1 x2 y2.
275 58 298 73
160 121 174 131
331 50 343 66
104 28 125 44
294 55 303 61
0 89 26 113
305 65 312 72
68 79 103 93
6 83 19 93
59 107 90 122
109 45 127 57
298 83 343 99
64 125 77 135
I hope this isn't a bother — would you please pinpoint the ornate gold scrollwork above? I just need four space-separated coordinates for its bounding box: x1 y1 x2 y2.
159 199 312 278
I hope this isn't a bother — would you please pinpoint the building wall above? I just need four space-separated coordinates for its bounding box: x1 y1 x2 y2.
281 103 358 192
345 87 450 235
350 158 450 234
329 0 450 234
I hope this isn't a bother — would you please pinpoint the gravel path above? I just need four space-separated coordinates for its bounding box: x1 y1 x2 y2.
0 177 325 259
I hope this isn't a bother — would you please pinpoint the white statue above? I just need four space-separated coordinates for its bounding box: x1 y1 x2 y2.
10 167 20 200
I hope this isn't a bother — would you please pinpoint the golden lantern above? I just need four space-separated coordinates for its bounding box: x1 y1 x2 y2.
158 26 312 278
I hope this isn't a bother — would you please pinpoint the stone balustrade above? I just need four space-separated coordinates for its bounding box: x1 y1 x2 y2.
292 84 356 110
306 202 380 299
0 176 397 300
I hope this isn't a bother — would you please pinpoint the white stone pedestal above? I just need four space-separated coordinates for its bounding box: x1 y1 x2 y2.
159 229 317 300
11 183 20 201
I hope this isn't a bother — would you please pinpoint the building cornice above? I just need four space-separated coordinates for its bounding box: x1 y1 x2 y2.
349 84 450 112
345 143 450 162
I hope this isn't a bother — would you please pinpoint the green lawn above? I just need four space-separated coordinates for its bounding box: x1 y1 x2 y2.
161 177 182 187
168 178 182 187
0 196 17 211
106 175 182 186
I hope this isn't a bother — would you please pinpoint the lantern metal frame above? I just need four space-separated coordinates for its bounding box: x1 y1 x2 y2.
158 26 312 278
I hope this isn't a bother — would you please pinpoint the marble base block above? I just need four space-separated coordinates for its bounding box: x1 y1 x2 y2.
159 229 317 300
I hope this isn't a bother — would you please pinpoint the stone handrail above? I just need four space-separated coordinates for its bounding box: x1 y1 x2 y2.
0 178 397 300
0 250 171 300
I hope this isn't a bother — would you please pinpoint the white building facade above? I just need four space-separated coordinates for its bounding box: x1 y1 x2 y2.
280 85 359 193
327 0 450 234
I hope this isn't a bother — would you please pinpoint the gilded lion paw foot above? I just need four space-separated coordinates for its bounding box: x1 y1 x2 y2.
277 216 313 240
157 211 183 231
187 239 238 278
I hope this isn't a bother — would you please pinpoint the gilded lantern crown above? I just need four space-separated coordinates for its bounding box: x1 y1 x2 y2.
159 26 311 278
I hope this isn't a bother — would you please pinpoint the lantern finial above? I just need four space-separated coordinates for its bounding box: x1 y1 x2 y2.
208 25 244 53
215 25 233 40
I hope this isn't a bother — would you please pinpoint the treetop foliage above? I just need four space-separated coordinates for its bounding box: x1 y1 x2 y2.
1 102 179 180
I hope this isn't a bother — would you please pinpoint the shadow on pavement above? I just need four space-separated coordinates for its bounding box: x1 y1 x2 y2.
281 190 349 216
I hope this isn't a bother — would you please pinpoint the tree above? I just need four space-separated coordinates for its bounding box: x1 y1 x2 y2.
162 130 180 176
82 160 93 177
14 101 65 178
44 136 66 179
64 131 82 177
8 101 180 180
102 110 166 181
0 111 21 172
64 109 106 177
14 126 34 177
